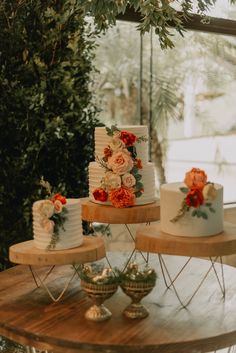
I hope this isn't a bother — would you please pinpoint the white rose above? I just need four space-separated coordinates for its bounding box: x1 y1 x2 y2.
102 171 121 190
107 151 134 175
203 183 217 201
38 200 54 218
109 136 125 152
122 173 136 188
54 200 63 214
40 218 55 233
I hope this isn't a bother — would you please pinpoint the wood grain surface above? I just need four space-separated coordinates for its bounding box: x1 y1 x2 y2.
136 221 236 257
9 237 106 266
1 254 236 353
81 198 160 224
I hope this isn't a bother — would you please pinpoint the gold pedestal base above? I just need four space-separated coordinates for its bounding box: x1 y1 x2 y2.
85 304 112 322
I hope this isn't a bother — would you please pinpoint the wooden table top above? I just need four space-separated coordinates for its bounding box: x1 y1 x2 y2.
1 254 236 353
136 221 236 257
81 198 160 224
9 237 106 266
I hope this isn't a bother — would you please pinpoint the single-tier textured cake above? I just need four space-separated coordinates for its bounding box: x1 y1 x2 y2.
160 168 224 237
89 125 156 207
33 198 83 250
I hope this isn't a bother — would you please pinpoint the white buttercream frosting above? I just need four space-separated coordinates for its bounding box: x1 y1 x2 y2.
160 182 224 237
95 126 149 163
33 198 83 250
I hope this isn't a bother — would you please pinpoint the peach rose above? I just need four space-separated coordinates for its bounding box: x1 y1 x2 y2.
109 136 125 152
203 183 217 201
38 200 54 218
122 173 136 188
54 200 63 214
107 151 134 175
40 218 55 233
102 171 121 190
184 168 207 190
109 186 135 208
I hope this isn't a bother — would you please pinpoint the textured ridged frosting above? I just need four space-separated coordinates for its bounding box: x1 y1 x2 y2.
95 126 149 163
89 161 157 206
160 182 224 237
33 199 83 250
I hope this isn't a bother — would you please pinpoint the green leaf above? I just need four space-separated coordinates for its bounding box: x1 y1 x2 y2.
180 187 189 194
201 212 208 220
209 207 216 213
135 191 143 198
205 202 212 207
192 210 197 217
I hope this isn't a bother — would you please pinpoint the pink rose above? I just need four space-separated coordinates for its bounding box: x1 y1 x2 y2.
107 151 134 175
54 200 63 214
122 173 136 188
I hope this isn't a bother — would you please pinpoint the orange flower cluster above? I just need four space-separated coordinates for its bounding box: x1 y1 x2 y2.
109 186 135 208
120 131 137 146
52 193 67 205
184 168 207 208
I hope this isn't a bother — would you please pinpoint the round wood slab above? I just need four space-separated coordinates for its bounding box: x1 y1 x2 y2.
136 221 236 257
9 237 106 266
1 255 236 353
81 198 160 224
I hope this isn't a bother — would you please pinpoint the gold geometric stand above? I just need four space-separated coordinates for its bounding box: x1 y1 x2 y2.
81 198 160 269
136 222 236 307
9 237 106 302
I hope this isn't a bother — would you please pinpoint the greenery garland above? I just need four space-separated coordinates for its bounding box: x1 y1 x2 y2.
78 0 236 49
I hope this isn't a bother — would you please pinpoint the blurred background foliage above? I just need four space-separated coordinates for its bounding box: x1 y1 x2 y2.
0 0 100 270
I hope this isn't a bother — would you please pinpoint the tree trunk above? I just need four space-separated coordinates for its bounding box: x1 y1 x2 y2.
151 128 167 187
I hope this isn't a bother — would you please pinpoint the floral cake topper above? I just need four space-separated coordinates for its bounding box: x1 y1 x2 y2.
37 177 68 249
171 168 217 223
92 126 147 208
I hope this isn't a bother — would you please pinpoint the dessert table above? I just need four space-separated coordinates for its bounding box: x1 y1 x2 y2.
1 253 236 353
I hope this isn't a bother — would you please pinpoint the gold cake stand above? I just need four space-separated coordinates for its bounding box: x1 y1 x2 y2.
9 237 106 302
136 221 236 307
81 198 160 268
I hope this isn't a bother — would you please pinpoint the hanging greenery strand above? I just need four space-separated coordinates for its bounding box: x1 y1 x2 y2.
77 0 236 49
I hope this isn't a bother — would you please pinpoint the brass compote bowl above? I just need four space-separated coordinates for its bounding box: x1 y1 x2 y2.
81 280 118 322
78 265 120 322
120 263 156 319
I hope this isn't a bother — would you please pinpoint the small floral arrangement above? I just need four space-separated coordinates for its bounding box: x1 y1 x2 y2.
78 263 121 285
171 168 217 223
121 263 157 284
93 125 147 208
38 177 68 249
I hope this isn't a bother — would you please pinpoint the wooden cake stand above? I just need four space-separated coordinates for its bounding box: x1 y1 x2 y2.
9 237 106 302
81 198 160 224
136 221 236 307
81 198 160 268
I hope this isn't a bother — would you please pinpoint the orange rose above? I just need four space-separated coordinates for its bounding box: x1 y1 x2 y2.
120 131 137 146
52 193 67 205
184 168 207 190
186 188 204 208
109 186 135 208
93 188 108 202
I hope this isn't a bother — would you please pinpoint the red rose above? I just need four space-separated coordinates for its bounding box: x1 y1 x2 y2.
185 188 204 208
93 188 108 202
104 146 112 160
134 158 142 169
120 131 137 146
52 193 67 205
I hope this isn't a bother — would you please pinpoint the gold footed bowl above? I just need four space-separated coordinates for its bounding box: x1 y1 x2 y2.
81 280 118 322
120 281 155 319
